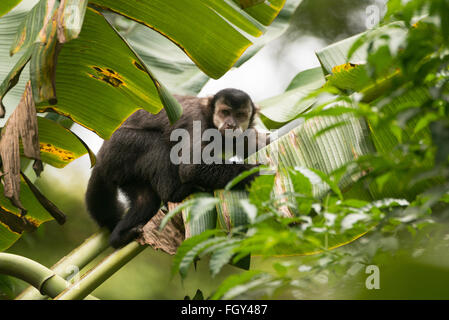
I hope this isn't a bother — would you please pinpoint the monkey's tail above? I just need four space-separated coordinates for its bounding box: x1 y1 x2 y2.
85 167 123 231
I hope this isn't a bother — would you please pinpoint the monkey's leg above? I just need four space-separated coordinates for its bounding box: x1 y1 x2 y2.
85 167 123 231
167 184 199 203
109 185 161 248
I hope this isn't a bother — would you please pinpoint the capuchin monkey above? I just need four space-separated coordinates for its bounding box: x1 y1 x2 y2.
86 88 270 248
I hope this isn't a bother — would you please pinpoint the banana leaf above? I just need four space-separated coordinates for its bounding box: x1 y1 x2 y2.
90 0 286 79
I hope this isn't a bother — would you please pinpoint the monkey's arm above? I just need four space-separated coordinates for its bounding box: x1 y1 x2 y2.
178 162 258 191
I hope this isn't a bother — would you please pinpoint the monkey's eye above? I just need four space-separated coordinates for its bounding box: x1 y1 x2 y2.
237 112 247 119
221 109 230 116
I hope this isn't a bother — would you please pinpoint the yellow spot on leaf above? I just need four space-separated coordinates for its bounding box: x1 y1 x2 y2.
40 143 75 162
332 62 359 74
89 66 125 88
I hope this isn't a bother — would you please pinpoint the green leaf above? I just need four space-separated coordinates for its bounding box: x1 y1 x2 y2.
209 242 239 277
239 199 257 224
177 237 228 279
210 270 263 300
289 168 312 197
20 171 66 225
33 116 94 168
325 64 372 93
215 190 250 232
195 237 246 275
29 0 60 105
10 0 51 56
234 0 286 26
90 0 285 78
26 0 90 106
316 32 368 75
230 253 251 270
238 0 265 9
5 4 168 138
184 197 218 224
41 7 170 139
161 194 218 238
110 16 183 125
249 109 376 199
0 177 54 251
0 223 20 252
310 168 343 200
258 67 325 128
234 0 302 67
203 0 263 37
171 230 223 278
286 66 325 91
248 174 275 209
368 87 430 155
316 22 407 74
118 20 209 96
151 79 183 125
117 0 302 95
183 203 218 238
0 45 33 117
0 7 76 252
0 0 23 18
0 10 31 124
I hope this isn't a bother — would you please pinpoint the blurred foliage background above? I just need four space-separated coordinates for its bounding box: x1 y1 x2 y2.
4 0 449 300
1 0 383 300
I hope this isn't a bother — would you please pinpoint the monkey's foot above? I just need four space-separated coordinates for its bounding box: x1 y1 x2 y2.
109 225 144 248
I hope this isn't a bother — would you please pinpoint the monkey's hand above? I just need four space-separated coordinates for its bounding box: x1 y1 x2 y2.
232 163 261 190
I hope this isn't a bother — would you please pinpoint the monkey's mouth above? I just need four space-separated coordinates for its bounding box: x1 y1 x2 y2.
220 127 243 136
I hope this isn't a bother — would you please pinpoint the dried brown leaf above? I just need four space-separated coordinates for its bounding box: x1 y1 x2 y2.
138 202 184 255
0 81 42 214
57 0 68 43
31 1 61 105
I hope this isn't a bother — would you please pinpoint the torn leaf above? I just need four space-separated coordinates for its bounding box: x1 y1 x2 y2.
57 0 88 43
0 45 33 118
21 171 66 225
0 206 37 234
30 0 60 105
0 81 42 214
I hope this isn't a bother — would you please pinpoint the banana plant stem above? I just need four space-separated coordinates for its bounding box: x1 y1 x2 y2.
0 252 97 300
16 229 110 300
55 241 146 300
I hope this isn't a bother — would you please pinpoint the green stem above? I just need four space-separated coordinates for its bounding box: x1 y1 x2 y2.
55 241 146 300
16 229 110 300
52 230 110 277
0 253 97 300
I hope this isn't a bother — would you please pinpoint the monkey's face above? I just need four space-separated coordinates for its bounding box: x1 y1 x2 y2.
212 94 253 136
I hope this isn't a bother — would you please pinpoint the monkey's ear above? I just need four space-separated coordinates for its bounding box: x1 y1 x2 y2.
200 96 214 110
253 103 261 116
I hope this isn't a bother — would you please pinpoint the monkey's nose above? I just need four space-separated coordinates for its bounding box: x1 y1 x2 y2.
224 123 237 130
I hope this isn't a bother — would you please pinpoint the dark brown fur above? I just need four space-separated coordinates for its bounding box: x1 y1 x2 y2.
86 89 263 248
